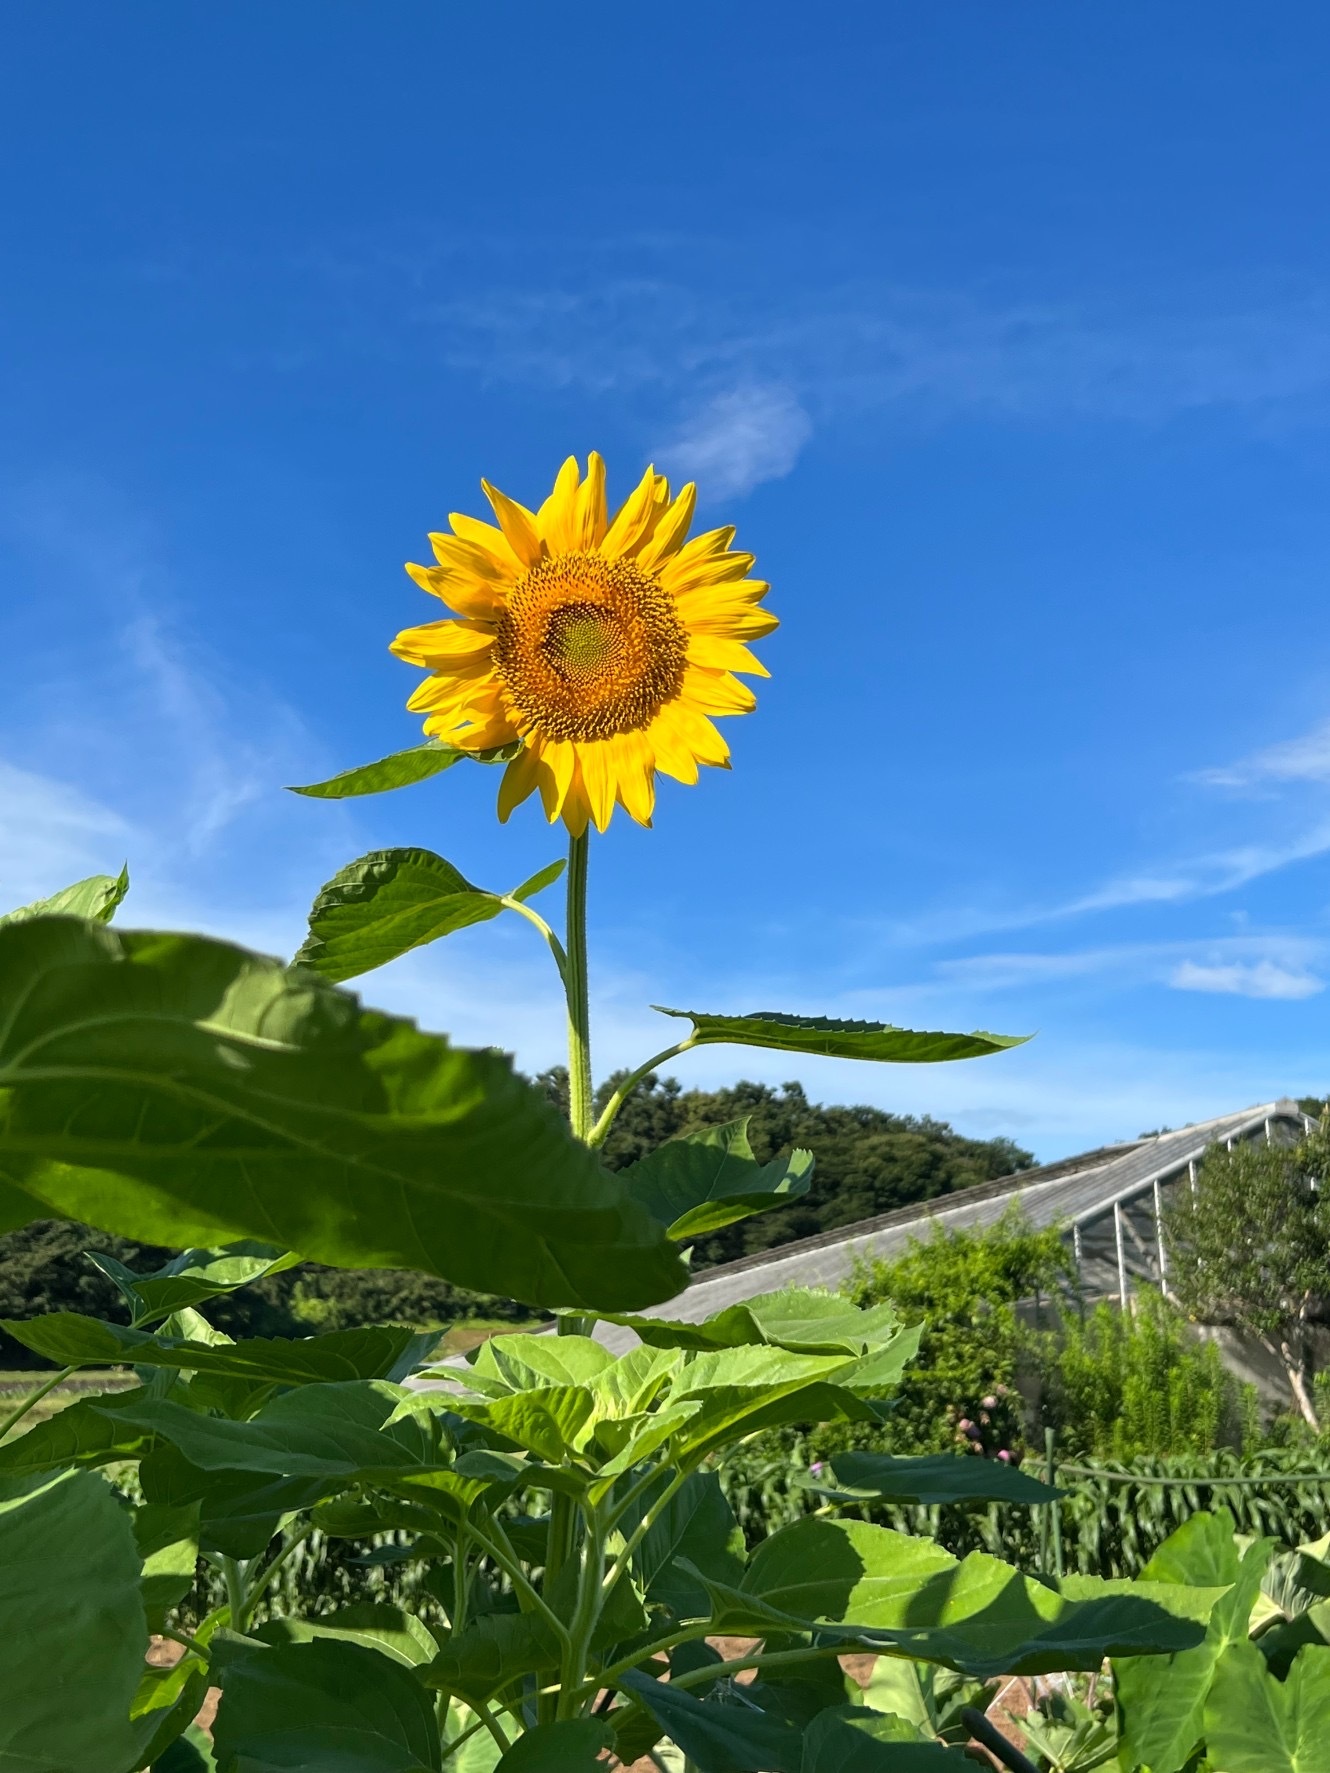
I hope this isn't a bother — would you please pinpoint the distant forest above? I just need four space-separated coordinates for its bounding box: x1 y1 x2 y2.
0 1072 1034 1366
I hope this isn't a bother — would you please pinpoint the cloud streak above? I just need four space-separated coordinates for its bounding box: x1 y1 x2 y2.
656 384 811 498
1194 716 1330 790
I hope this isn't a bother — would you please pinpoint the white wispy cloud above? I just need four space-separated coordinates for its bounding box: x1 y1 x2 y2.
656 385 812 498
1169 959 1324 1000
1194 716 1330 789
0 761 132 912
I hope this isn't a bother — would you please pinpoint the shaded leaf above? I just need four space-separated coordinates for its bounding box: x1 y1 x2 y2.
0 917 686 1312
619 1118 814 1240
620 1469 745 1619
802 1706 969 1771
86 1241 298 1327
3 1313 439 1386
0 1469 148 1773
0 865 129 927
806 1450 1060 1508
618 1669 802 1773
654 1007 1027 1064
422 1611 562 1706
494 1721 613 1773
602 1288 907 1356
211 1636 440 1773
135 1500 201 1632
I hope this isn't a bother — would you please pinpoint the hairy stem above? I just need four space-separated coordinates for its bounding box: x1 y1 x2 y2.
0 1365 76 1442
500 894 569 985
564 828 593 1145
586 1039 697 1148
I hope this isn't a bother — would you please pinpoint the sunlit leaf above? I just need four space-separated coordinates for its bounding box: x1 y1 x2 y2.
295 848 504 983
0 864 129 927
1203 1640 1330 1772
0 918 686 1312
804 1450 1060 1508
619 1118 813 1240
654 1007 1028 1064
85 1241 298 1327
601 1288 908 1356
287 740 515 799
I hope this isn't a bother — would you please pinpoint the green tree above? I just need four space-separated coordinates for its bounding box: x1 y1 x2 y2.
1166 1133 1330 1429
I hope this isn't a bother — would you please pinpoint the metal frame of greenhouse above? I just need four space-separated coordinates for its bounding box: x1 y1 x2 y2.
592 1098 1316 1353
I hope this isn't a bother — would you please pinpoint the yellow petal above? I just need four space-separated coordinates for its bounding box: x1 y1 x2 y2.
659 549 757 594
681 664 758 716
406 671 500 715
449 511 528 575
405 561 501 621
559 758 592 837
532 736 578 820
611 731 655 826
430 533 515 584
636 483 697 572
668 703 731 769
389 620 495 666
648 705 701 785
497 747 540 823
536 456 582 554
481 479 544 569
679 602 780 642
686 634 770 677
579 740 616 832
423 706 516 750
601 465 659 557
574 451 608 550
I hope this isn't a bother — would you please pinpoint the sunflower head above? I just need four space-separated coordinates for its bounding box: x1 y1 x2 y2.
391 454 775 835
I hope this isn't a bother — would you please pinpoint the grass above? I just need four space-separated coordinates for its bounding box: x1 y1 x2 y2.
0 1368 136 1431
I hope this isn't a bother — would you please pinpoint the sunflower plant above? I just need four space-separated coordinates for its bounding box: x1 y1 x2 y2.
0 457 1227 1773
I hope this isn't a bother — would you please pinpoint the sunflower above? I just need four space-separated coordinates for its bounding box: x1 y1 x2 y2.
390 454 775 835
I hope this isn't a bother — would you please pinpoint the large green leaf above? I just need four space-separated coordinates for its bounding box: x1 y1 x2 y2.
694 1515 1220 1677
422 1611 562 1706
0 866 129 927
211 1637 440 1773
1204 1640 1330 1772
653 1007 1028 1064
618 1118 814 1240
621 1469 746 1618
135 1501 201 1632
86 1241 298 1327
0 917 686 1311
492 1722 612 1773
801 1707 969 1772
0 1386 158 1476
805 1450 1060 1508
256 1604 438 1667
602 1288 908 1356
0 1468 148 1773
617 1669 803 1773
140 1444 339 1560
2 1314 439 1385
295 848 505 983
1114 1509 1274 1773
287 740 514 799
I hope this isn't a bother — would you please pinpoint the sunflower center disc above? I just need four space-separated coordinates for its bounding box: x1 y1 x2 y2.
495 552 688 742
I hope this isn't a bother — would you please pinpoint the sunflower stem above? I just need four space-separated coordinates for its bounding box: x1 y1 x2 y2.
564 828 594 1148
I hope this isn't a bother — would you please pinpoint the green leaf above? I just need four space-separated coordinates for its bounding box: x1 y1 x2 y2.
448 1383 596 1463
1204 1640 1330 1772
1115 1508 1273 1773
86 1241 298 1327
494 1721 614 1773
806 1450 1060 1508
801 1706 970 1771
619 1119 814 1240
509 859 565 902
422 1611 562 1706
135 1501 201 1632
0 917 686 1312
152 1722 216 1773
620 1469 746 1619
256 1604 438 1667
211 1637 441 1772
0 864 130 927
0 1469 148 1773
295 848 505 983
140 1444 337 1560
465 1332 618 1395
0 1386 157 1476
287 741 487 799
603 1288 907 1356
695 1515 1220 1677
2 1314 440 1386
654 1007 1027 1064
618 1669 803 1773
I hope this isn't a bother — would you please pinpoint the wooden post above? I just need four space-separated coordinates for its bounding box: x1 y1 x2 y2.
1114 1200 1128 1312
1154 1178 1169 1298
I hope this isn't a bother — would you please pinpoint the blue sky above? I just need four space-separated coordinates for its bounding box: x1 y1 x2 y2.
5 3 1330 1158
